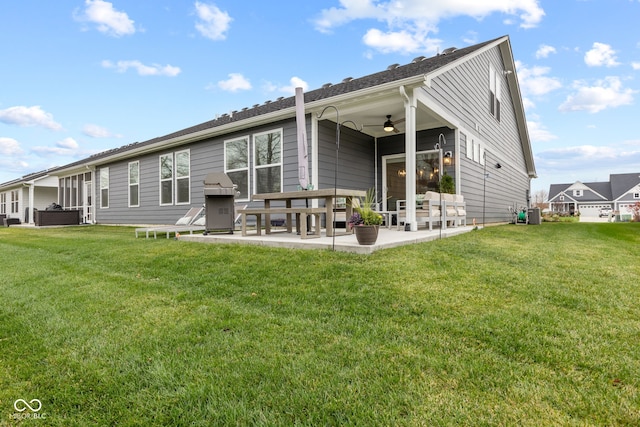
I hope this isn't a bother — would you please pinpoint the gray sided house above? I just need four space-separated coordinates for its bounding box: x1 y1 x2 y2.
548 173 640 219
1 35 536 229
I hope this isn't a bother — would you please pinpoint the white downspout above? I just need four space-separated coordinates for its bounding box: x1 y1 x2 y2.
374 137 379 209
310 113 319 208
400 85 418 231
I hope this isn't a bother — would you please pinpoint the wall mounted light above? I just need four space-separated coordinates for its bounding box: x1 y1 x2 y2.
443 151 452 166
495 163 502 169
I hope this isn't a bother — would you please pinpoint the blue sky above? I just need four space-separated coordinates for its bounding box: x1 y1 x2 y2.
1 1 639 195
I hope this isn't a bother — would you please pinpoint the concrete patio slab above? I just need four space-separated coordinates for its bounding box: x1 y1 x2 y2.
178 226 474 254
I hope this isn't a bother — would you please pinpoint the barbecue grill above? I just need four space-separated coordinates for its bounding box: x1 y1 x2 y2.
203 172 237 234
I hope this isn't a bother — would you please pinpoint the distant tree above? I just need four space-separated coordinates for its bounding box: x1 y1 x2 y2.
630 201 640 222
532 189 548 209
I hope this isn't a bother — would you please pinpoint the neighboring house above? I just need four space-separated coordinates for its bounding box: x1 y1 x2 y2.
548 173 640 219
0 35 536 229
0 170 60 224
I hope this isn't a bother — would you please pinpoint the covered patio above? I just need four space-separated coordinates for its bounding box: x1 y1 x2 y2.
178 225 474 254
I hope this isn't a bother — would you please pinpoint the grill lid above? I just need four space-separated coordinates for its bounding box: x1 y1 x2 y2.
204 187 235 196
203 172 236 196
203 172 235 188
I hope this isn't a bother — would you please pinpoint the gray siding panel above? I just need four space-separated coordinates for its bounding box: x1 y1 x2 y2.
423 46 531 223
317 120 375 192
95 118 306 224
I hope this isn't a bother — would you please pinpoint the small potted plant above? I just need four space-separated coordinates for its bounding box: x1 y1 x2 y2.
348 188 383 245
439 172 455 194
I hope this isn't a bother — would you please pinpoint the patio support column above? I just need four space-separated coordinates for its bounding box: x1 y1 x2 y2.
27 183 35 225
401 86 418 231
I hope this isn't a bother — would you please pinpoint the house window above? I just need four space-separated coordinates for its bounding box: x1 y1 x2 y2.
128 161 140 207
0 193 5 214
225 137 249 200
57 173 85 209
65 177 71 207
634 192 640 199
254 129 282 194
100 167 109 208
71 176 77 207
10 190 19 214
573 189 583 197
465 134 484 165
159 150 190 205
160 153 173 205
175 150 190 204
489 64 501 122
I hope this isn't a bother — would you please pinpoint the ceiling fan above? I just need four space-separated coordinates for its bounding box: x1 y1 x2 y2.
363 115 405 133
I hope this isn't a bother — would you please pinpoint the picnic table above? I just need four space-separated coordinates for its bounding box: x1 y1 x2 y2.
242 188 367 238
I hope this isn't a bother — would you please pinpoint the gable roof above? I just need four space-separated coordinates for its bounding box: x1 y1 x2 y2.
549 173 640 202
66 37 499 167
2 35 533 187
611 173 640 199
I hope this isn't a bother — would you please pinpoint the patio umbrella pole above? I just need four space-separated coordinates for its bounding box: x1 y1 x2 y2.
317 106 340 251
295 87 311 236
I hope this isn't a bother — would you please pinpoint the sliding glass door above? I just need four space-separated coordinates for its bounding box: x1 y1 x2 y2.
382 150 440 211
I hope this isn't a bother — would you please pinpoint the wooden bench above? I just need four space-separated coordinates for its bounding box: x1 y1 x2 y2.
239 207 326 239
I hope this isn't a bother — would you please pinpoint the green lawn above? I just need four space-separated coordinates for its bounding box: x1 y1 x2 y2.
1 223 639 426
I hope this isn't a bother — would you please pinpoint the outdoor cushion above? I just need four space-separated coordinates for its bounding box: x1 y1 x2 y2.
176 216 192 225
423 191 440 201
441 194 457 217
453 195 466 216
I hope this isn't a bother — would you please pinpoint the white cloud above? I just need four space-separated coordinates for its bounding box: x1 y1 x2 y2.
622 139 640 147
515 61 562 97
527 121 557 142
57 137 79 150
194 2 232 41
75 0 135 37
278 77 309 95
314 0 544 54
263 77 310 96
462 31 479 45
556 145 618 160
362 28 440 55
534 144 640 187
535 44 556 59
584 42 620 67
32 138 80 156
217 73 252 92
632 62 640 70
521 97 536 110
0 137 24 156
559 77 636 113
83 124 120 138
102 60 181 77
0 105 63 131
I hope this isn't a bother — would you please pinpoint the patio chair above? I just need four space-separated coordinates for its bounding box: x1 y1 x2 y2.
135 207 203 238
442 193 458 228
454 194 467 226
396 191 442 231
